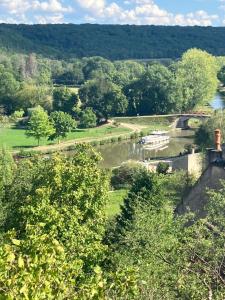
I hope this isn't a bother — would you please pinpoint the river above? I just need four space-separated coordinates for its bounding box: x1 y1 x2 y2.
95 92 225 168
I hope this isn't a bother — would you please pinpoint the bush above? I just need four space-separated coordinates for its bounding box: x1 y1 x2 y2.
79 107 97 128
111 161 144 189
156 162 170 174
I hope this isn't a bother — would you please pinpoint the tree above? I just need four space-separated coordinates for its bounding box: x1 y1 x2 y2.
0 145 110 298
79 107 97 128
195 110 225 149
0 65 20 113
16 83 53 111
125 64 181 115
82 57 115 80
113 61 145 86
53 87 78 113
175 48 218 111
156 162 170 174
49 111 77 143
26 106 55 145
218 65 225 86
79 77 128 120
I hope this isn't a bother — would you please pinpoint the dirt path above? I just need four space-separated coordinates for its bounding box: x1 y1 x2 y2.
119 122 146 132
27 121 141 153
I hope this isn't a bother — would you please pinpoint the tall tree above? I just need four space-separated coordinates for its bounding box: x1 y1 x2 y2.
49 111 77 143
0 65 20 113
79 77 128 120
125 64 181 115
0 146 110 298
26 106 55 145
79 107 97 128
175 48 218 110
53 87 78 113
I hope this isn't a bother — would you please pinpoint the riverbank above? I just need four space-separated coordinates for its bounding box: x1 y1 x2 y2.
1 115 174 155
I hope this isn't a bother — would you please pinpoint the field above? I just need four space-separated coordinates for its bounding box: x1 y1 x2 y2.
0 125 131 149
113 115 174 130
106 189 128 218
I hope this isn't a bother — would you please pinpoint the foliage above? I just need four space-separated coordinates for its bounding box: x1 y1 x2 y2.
107 167 225 299
49 111 77 142
125 64 181 115
16 83 53 112
0 64 20 113
218 65 225 86
1 24 225 60
26 105 55 145
156 162 170 174
175 49 218 110
79 107 97 128
53 86 78 114
195 110 225 148
111 161 144 189
79 77 128 119
0 145 111 299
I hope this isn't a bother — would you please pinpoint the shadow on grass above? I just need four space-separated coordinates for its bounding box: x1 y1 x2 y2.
13 145 37 149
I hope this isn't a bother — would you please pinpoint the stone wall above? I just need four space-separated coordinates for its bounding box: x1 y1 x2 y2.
176 165 225 218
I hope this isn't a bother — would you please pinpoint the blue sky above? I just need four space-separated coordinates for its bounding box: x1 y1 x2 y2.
0 0 224 26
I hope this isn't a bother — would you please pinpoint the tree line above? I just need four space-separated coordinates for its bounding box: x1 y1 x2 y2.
1 24 225 60
0 48 223 130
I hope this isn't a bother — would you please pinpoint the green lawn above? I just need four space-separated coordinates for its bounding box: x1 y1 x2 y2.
0 125 131 149
106 189 128 218
113 116 173 130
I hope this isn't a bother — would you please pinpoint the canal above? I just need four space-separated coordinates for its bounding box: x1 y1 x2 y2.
96 92 225 168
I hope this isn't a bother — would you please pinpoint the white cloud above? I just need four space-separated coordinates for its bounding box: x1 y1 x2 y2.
32 0 73 13
0 0 73 14
76 0 105 14
35 13 65 23
77 0 219 26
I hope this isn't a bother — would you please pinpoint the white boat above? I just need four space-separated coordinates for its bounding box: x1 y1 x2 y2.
139 135 170 145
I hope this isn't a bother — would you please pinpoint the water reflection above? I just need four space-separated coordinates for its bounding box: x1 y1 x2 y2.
97 130 194 168
211 92 225 110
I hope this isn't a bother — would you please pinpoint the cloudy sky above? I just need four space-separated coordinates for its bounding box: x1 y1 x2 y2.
0 0 224 26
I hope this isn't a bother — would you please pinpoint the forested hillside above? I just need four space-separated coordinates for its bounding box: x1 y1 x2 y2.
1 24 225 59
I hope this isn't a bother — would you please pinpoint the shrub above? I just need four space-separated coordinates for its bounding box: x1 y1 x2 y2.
111 161 144 189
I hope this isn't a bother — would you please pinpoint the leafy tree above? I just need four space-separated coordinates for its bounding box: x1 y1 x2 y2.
53 87 78 113
218 65 225 86
125 64 181 115
111 161 144 189
0 146 110 298
79 77 128 120
26 106 55 145
16 83 53 111
79 107 97 128
156 162 170 174
175 48 218 110
82 57 115 80
0 65 20 113
113 61 145 86
0 147 15 229
195 110 225 148
49 111 77 143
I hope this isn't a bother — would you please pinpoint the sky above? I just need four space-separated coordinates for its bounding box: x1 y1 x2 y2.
0 0 225 26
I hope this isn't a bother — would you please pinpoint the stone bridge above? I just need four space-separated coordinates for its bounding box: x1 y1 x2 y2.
175 114 210 129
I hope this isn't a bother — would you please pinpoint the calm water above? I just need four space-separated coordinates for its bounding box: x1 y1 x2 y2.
96 92 224 168
210 92 225 110
97 130 194 168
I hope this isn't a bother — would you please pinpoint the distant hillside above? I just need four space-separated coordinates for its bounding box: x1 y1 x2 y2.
1 24 225 60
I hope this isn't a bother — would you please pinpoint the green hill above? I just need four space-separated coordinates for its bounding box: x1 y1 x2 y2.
1 24 225 59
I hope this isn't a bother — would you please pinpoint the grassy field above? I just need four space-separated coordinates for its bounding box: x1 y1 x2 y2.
0 125 131 149
113 116 174 130
106 189 128 218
